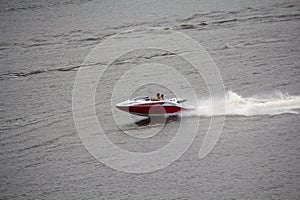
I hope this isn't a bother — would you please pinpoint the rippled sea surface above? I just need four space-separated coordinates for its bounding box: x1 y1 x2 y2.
1 0 300 199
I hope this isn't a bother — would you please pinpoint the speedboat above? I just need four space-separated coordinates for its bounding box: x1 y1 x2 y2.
116 96 194 116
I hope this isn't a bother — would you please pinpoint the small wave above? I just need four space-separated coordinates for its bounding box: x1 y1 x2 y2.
274 2 298 8
25 42 61 48
237 37 291 47
187 91 300 117
113 52 176 65
166 21 208 31
0 66 80 79
247 13 300 22
70 33 115 44
80 37 100 42
4 4 42 12
177 13 208 22
174 24 195 30
3 0 93 13
212 18 238 24
0 62 107 80
174 10 299 31
284 4 297 8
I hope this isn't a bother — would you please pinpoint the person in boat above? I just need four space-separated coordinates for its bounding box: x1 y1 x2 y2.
152 93 161 101
160 94 164 100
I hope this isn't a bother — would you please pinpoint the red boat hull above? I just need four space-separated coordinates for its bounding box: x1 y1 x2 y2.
117 103 187 116
116 97 193 116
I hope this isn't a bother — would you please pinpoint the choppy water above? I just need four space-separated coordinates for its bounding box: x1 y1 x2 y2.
1 0 300 199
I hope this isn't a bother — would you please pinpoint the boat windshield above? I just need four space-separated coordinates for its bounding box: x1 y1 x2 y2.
134 96 150 101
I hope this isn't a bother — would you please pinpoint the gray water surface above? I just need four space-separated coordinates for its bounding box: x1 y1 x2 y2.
1 0 300 199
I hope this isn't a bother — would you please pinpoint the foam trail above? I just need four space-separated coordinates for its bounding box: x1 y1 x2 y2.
189 91 300 117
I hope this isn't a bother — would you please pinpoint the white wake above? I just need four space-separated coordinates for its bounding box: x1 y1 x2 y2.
191 91 300 117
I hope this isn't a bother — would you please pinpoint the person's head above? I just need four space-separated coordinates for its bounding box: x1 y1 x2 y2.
161 94 164 98
156 93 160 97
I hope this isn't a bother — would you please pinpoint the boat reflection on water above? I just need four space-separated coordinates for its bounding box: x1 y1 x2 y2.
134 115 180 127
